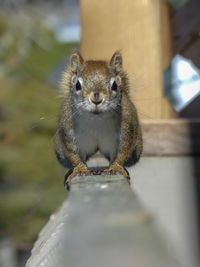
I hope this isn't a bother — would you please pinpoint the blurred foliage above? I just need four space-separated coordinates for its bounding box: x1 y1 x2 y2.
0 15 79 246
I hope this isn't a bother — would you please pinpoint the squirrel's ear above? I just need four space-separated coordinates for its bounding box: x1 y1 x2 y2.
110 51 122 74
70 52 84 73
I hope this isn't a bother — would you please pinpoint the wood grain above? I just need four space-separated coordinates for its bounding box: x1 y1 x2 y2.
81 0 175 119
142 119 200 156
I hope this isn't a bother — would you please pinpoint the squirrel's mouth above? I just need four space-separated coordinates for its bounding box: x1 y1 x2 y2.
84 99 108 113
87 101 104 113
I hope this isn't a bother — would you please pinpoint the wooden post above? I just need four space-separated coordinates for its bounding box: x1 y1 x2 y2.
26 175 179 267
81 0 176 119
160 3 177 118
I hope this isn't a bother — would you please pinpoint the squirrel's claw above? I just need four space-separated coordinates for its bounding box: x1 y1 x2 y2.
64 169 73 190
64 164 90 190
65 179 71 191
105 162 130 180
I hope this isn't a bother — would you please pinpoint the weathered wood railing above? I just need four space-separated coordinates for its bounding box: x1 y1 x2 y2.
26 174 179 267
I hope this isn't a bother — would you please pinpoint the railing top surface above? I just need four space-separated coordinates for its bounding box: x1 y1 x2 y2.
26 175 179 267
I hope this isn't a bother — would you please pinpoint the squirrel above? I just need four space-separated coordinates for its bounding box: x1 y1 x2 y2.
54 51 143 190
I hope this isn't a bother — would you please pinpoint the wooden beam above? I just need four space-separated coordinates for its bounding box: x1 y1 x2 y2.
26 175 179 267
142 119 200 156
160 3 177 118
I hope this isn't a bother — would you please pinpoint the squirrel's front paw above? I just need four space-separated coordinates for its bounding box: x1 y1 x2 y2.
64 164 89 190
105 162 130 179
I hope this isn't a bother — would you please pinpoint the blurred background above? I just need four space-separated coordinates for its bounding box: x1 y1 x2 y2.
0 0 200 266
0 0 80 265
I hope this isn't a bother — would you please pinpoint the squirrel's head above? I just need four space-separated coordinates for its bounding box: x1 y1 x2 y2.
67 51 128 114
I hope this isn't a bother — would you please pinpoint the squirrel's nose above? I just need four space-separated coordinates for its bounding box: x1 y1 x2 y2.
91 92 103 105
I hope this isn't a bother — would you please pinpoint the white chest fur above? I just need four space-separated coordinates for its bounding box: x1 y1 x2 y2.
73 111 120 162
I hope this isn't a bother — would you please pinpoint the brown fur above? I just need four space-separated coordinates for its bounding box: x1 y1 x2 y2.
55 51 143 189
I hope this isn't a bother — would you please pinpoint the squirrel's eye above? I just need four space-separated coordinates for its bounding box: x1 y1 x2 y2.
111 80 118 92
75 80 82 91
